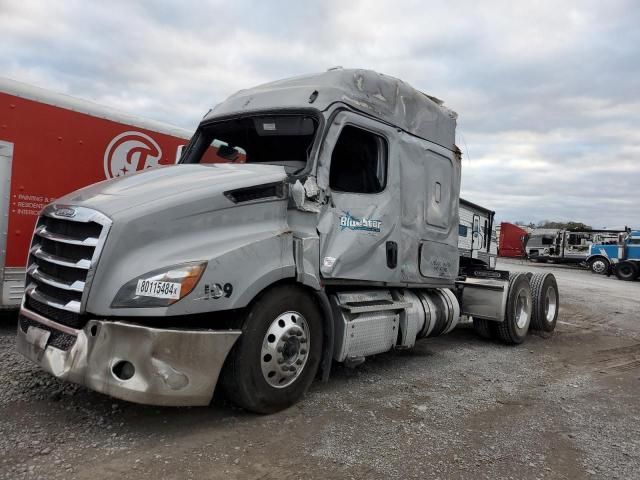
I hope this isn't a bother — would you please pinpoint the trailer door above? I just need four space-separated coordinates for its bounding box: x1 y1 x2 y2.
0 141 23 307
471 214 480 258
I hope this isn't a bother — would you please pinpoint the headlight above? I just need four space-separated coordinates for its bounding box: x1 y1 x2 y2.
111 262 207 308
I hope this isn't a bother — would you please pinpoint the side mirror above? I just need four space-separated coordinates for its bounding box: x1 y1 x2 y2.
217 144 240 161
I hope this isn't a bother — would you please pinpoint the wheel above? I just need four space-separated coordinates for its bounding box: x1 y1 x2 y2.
614 261 639 281
495 272 533 344
473 317 496 339
588 257 609 275
221 285 323 414
529 273 559 332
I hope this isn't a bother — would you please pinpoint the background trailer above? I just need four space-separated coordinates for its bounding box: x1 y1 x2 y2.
498 222 528 258
0 78 192 308
458 198 497 269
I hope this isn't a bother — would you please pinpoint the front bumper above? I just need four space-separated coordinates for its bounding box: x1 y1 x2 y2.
16 308 241 406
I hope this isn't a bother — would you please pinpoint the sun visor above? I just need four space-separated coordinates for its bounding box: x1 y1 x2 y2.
252 116 315 136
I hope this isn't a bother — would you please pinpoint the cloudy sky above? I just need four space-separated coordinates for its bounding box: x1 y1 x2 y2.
2 0 638 228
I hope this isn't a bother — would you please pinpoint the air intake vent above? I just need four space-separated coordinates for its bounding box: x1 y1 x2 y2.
224 182 286 204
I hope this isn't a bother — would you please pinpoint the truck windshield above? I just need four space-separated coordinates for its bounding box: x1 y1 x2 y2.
183 114 318 174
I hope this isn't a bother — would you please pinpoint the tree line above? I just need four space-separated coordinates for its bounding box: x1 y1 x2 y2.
512 220 592 230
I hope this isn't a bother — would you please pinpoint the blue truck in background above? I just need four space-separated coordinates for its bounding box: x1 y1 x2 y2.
586 229 640 281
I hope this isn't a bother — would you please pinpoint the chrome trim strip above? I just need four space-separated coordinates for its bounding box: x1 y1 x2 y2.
20 305 79 336
340 301 413 314
77 209 112 313
42 204 110 224
28 265 85 292
26 285 81 313
35 225 99 247
31 246 92 270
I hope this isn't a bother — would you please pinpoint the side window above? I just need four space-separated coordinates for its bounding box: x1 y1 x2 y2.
459 225 468 237
329 125 387 194
473 216 479 234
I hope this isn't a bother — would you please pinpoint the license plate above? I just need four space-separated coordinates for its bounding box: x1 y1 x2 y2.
135 279 182 300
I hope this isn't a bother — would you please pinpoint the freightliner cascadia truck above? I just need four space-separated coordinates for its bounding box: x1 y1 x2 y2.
16 69 560 413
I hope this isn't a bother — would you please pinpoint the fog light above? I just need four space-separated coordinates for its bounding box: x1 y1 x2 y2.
112 360 135 381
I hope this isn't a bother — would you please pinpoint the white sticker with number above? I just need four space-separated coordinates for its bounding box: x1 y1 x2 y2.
135 279 181 299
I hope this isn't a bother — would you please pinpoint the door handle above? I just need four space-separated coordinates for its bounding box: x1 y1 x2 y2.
386 241 398 269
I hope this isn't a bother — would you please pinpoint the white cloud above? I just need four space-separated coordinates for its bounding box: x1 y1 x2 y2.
1 0 638 227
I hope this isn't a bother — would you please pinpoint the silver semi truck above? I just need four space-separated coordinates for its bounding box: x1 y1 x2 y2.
16 69 560 413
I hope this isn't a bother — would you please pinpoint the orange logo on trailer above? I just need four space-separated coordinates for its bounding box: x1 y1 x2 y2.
103 131 163 179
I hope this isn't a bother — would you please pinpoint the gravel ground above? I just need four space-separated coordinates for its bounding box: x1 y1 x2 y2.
1 259 639 479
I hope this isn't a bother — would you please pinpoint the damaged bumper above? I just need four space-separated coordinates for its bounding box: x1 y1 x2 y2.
16 308 241 406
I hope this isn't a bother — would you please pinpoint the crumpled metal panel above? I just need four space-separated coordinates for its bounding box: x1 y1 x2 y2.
206 68 457 150
16 309 241 406
316 112 402 284
315 110 460 286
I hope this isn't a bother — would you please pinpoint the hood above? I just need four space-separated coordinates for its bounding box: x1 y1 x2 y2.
56 163 287 218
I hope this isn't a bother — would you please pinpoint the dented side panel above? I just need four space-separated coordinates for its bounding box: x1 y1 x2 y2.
317 112 403 283
206 68 457 151
315 110 459 286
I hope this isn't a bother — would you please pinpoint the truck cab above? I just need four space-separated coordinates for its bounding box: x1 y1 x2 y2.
587 230 640 280
16 69 560 413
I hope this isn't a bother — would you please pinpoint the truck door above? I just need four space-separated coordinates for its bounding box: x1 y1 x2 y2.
316 112 401 283
471 214 480 258
628 234 640 259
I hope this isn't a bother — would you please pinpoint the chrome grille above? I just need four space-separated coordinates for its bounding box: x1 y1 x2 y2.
24 205 111 329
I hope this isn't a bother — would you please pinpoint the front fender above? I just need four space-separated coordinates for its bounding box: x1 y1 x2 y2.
86 200 296 316
197 233 296 311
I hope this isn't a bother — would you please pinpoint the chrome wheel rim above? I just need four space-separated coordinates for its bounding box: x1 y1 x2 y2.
544 287 557 323
515 288 531 329
261 311 309 389
592 260 607 274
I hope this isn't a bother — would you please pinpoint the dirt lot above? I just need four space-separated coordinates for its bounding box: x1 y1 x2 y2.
1 259 638 479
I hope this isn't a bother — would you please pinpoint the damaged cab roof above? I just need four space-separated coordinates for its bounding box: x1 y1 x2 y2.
205 68 458 151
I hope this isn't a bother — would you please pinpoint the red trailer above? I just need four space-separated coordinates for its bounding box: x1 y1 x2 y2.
0 77 193 308
498 222 528 258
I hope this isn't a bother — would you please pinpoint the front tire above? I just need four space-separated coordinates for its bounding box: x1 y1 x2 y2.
615 261 639 281
221 285 323 414
588 257 609 275
496 273 533 344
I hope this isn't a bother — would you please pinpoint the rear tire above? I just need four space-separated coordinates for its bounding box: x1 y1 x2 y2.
495 273 532 344
588 257 609 275
221 285 323 414
529 273 559 332
615 261 638 281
